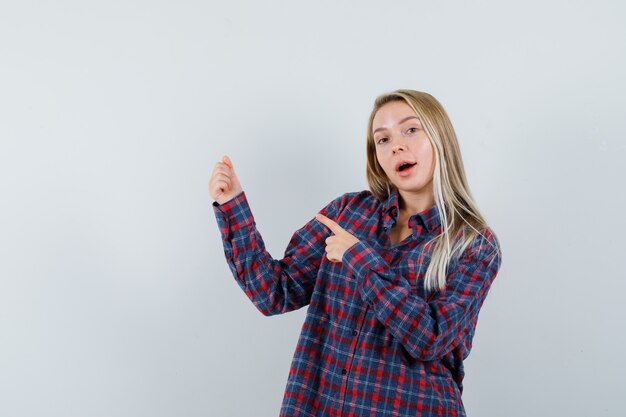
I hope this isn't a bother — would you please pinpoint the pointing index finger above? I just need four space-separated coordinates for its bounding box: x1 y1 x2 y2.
315 213 342 233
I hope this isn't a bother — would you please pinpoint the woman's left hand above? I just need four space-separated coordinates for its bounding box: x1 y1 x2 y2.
315 213 361 263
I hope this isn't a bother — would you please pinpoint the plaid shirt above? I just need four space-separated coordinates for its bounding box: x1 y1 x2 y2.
212 186 501 417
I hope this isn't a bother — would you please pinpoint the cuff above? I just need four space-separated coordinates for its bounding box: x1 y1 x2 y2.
212 191 255 233
342 241 393 301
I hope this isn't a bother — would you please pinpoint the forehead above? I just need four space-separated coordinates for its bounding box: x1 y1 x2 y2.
372 100 419 129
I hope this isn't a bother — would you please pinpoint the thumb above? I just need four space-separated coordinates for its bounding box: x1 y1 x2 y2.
222 155 235 171
222 155 241 185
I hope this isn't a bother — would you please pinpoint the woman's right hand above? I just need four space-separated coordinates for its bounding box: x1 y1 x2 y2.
209 155 243 205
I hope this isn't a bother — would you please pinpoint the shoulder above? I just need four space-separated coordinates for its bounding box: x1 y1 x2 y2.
320 189 380 216
467 226 502 269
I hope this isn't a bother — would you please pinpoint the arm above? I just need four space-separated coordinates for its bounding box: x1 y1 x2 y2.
342 229 502 361
213 191 345 316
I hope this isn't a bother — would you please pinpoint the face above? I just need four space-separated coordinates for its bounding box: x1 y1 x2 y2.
372 100 435 200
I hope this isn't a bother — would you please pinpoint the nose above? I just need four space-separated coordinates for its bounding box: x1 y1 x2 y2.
392 143 405 153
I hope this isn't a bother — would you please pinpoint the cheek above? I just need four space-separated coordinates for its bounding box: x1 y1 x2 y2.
422 146 436 177
375 149 385 167
417 140 435 165
376 153 392 173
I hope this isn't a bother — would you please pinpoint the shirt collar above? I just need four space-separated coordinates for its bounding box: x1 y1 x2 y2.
382 185 442 233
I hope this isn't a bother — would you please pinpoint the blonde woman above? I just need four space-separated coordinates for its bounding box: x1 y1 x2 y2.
210 89 502 417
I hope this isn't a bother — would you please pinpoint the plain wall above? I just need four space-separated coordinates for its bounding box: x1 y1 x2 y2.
1 1 625 416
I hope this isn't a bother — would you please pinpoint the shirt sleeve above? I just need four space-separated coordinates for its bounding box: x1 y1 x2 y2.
342 228 502 361
212 191 345 316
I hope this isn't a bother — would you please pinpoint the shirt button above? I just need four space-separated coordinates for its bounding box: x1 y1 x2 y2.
352 330 358 336
341 369 347 375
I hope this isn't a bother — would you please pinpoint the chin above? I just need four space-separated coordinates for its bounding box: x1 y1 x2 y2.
398 181 431 194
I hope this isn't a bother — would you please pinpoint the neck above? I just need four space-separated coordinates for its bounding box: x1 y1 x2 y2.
397 188 435 215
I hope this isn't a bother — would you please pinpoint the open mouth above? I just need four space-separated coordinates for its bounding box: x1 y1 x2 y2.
397 162 417 172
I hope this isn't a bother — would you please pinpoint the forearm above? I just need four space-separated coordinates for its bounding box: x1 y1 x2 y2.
342 236 500 361
213 191 327 316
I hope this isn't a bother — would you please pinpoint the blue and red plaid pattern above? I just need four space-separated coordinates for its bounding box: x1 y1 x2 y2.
212 185 501 417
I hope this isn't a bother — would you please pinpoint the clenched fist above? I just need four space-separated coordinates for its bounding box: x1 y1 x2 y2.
209 155 243 205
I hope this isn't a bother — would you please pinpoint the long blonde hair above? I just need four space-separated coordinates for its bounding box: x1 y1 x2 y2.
366 89 499 292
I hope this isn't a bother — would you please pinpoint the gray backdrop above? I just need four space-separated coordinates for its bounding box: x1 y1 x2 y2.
1 1 625 416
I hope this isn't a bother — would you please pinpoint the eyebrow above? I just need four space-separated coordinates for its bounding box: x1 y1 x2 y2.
373 116 420 134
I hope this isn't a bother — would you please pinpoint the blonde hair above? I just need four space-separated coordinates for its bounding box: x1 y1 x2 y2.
366 89 500 292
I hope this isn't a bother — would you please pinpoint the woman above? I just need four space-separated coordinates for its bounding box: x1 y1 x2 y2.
209 89 502 417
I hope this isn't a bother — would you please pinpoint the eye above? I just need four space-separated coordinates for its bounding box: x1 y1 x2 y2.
406 127 418 134
376 137 388 145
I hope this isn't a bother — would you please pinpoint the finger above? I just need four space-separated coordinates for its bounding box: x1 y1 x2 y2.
214 162 231 174
213 167 233 182
211 172 232 187
315 213 342 233
210 170 231 185
219 160 238 180
213 167 232 180
212 174 232 189
222 155 233 170
212 179 230 194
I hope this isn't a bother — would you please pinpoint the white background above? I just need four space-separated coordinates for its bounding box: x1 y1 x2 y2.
1 1 625 416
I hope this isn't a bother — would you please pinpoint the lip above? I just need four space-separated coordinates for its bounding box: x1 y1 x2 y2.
394 159 417 172
397 163 416 177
